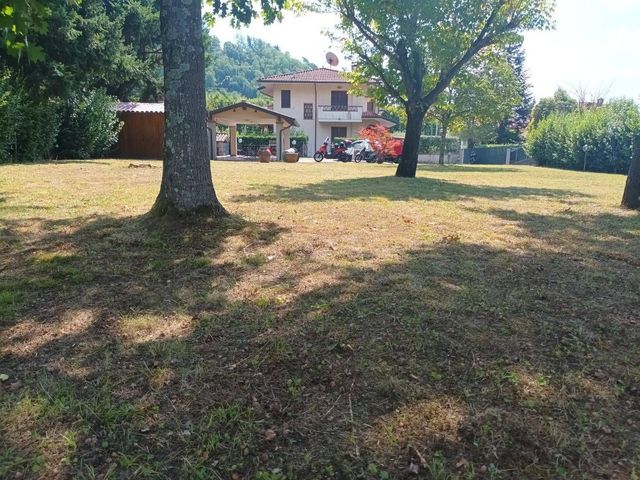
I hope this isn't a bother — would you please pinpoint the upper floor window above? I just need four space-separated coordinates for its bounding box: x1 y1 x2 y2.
331 91 348 111
281 90 291 108
304 103 313 120
367 101 375 113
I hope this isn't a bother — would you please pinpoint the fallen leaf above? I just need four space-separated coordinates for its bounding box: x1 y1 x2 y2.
264 428 277 440
0 374 9 382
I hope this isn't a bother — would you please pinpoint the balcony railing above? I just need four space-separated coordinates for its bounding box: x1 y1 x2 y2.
317 105 363 122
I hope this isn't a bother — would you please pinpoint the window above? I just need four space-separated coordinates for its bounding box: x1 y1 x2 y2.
304 103 313 120
331 126 348 141
330 91 348 111
367 101 375 113
281 90 291 108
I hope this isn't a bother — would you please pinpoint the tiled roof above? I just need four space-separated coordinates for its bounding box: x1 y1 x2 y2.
259 68 350 84
116 102 164 113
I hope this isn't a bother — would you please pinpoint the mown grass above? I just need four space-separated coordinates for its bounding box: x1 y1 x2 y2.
1 159 639 479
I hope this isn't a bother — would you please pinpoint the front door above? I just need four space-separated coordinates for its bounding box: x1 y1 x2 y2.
331 91 348 111
331 126 348 142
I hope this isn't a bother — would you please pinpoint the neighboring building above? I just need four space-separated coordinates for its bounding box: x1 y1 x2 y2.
115 102 165 159
258 67 395 151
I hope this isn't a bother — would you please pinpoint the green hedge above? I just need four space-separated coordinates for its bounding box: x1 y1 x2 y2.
0 74 60 163
526 99 640 174
237 132 308 150
0 73 122 163
418 136 460 155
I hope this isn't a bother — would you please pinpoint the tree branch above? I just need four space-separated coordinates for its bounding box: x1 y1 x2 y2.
422 0 507 106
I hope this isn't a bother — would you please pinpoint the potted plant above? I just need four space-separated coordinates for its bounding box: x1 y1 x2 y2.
259 147 271 163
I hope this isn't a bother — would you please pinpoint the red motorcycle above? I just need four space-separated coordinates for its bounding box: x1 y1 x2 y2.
314 137 351 162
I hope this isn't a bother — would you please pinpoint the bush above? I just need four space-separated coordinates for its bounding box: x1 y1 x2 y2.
56 89 122 159
526 99 640 174
0 73 60 163
236 131 308 151
418 136 460 155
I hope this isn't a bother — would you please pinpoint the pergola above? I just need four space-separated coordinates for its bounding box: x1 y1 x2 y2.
208 101 299 161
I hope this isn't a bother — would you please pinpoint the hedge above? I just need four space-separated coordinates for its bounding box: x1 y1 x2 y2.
418 136 460 155
0 75 60 163
526 99 640 174
0 73 122 163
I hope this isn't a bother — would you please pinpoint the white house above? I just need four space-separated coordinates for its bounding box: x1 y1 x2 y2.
258 67 395 154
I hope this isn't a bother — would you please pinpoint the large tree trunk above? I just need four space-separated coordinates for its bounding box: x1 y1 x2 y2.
438 120 449 165
396 105 426 178
622 138 640 210
152 0 227 217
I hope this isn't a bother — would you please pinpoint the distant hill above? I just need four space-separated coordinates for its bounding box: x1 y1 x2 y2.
206 35 317 98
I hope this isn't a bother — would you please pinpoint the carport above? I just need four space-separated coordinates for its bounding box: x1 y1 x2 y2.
208 101 299 161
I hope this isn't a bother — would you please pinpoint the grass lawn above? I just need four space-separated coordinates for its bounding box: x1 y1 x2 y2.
1 160 639 479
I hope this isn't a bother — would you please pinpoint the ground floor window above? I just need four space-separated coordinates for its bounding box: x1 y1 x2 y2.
331 126 348 141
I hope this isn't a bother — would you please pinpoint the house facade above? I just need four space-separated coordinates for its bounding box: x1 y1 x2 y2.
259 68 395 153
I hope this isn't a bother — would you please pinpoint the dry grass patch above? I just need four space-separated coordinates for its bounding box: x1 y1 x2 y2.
0 160 639 479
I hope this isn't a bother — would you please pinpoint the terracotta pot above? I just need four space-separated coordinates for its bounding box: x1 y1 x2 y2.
284 153 299 163
259 149 271 163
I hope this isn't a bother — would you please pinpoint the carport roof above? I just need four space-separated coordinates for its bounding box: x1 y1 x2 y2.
208 101 298 127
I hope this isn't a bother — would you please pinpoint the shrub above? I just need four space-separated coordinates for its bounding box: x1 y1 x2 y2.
526 99 640 174
0 73 60 163
418 135 460 155
56 89 122 159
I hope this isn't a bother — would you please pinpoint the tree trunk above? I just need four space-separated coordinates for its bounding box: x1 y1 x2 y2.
622 138 640 210
152 0 227 217
396 105 425 178
438 121 449 165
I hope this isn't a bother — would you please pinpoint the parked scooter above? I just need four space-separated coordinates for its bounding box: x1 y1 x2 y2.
314 137 351 162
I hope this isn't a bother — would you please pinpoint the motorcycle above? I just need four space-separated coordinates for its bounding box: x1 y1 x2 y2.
314 137 351 162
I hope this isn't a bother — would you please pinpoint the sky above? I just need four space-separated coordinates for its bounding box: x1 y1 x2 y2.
211 0 640 102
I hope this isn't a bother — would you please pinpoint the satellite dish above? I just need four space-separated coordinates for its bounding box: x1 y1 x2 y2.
326 52 339 68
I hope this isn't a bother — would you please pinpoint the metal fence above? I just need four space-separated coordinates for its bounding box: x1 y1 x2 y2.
462 146 531 165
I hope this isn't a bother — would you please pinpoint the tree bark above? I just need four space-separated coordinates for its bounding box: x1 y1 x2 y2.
621 138 640 210
438 120 449 165
152 0 227 217
396 105 426 178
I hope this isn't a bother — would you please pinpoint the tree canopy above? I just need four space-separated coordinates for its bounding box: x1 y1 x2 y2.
429 49 520 161
530 87 578 127
496 41 534 143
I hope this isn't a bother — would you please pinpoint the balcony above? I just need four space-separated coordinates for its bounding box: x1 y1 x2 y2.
317 105 363 123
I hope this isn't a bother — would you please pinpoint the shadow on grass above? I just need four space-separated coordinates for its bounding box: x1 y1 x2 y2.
232 176 588 204
487 208 640 262
1 207 639 478
416 165 524 174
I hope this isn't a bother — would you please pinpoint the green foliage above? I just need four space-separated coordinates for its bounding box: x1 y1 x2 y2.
3 0 163 100
56 89 122 159
331 0 554 175
0 73 59 163
207 0 290 27
496 41 535 143
530 88 579 127
419 136 460 155
429 50 521 145
206 35 315 98
526 99 640 173
0 0 54 61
